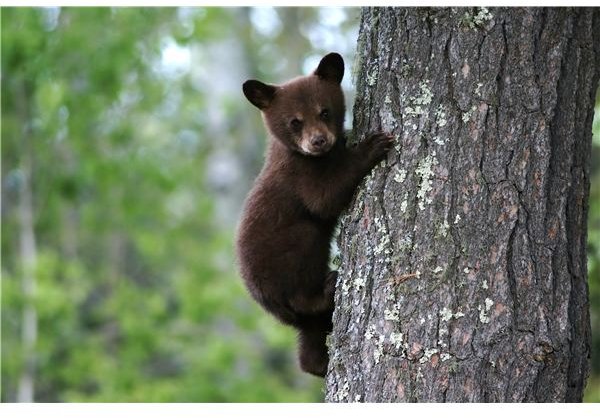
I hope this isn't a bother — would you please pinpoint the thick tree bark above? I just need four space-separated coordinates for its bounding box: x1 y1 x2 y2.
326 7 599 402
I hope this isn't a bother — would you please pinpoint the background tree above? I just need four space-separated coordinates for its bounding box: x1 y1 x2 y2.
326 7 599 402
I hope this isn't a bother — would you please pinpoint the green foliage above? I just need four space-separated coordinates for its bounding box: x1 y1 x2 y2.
585 376 600 403
587 88 600 402
1 6 361 402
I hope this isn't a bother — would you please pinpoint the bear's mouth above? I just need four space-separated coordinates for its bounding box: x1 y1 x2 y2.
298 135 335 156
299 143 333 157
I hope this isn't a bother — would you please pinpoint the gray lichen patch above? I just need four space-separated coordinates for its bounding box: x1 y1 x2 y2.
393 168 407 183
400 192 409 213
364 324 377 340
366 64 379 86
340 270 351 296
435 105 448 128
415 152 438 210
336 380 350 401
419 347 439 364
384 301 401 321
350 266 367 293
475 82 484 96
439 307 453 322
462 7 493 30
462 105 477 123
383 310 400 325
352 275 367 294
439 307 465 321
478 297 494 323
397 234 413 251
373 334 385 364
438 218 450 237
373 216 392 262
473 7 493 25
404 81 434 117
364 324 386 364
390 332 404 350
379 106 397 132
438 325 448 346
433 136 446 146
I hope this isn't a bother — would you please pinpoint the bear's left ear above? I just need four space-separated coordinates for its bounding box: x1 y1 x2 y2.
243 80 278 110
314 52 344 84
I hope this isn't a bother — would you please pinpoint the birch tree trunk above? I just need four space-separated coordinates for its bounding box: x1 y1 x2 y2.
326 7 599 402
16 81 38 403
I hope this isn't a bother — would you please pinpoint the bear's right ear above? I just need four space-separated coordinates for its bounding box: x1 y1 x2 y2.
243 80 277 110
314 52 344 84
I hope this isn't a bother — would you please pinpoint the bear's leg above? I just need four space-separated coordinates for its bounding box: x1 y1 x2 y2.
289 270 339 315
298 325 329 377
324 270 338 295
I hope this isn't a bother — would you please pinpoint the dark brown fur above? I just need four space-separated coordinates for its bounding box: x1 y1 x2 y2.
236 53 393 377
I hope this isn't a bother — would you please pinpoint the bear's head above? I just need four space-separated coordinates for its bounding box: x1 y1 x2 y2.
243 52 346 157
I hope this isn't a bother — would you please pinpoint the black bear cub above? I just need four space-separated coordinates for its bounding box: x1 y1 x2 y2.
236 52 394 377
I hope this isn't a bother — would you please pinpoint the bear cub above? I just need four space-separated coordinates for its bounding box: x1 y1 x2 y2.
236 52 394 377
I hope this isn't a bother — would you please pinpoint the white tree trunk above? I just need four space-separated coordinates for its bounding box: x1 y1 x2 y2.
16 78 38 403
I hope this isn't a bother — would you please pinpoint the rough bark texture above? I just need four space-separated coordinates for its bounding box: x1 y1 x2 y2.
325 7 599 403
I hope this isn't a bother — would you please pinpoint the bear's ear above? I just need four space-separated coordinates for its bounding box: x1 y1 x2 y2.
243 80 277 110
314 52 344 84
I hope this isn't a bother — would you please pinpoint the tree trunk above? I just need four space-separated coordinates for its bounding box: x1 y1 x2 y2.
16 81 38 403
326 7 599 402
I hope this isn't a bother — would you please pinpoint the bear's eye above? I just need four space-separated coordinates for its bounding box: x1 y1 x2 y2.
290 118 303 130
319 109 330 121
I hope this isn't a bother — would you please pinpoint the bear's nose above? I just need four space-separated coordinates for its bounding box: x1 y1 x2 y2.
311 135 326 148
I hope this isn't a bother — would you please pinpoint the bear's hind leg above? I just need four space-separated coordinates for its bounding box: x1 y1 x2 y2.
298 327 328 377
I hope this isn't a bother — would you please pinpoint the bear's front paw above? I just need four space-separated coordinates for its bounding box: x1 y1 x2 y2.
361 131 395 165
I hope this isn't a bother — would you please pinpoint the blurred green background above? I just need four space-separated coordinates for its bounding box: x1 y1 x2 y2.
1 7 599 402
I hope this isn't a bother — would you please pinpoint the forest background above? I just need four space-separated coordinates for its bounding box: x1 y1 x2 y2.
2 7 599 402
